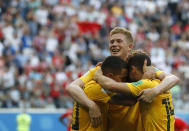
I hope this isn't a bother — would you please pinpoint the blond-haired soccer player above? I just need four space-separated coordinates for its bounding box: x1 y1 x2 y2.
71 56 136 131
66 27 179 130
94 50 178 131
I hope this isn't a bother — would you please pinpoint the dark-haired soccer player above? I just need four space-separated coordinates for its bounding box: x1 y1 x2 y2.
94 50 178 131
71 56 136 131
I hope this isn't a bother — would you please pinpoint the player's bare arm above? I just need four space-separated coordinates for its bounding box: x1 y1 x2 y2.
66 79 91 108
93 67 132 95
66 79 102 128
94 66 180 102
156 72 180 93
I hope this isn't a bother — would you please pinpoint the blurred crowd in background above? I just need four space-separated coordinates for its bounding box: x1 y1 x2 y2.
0 0 189 110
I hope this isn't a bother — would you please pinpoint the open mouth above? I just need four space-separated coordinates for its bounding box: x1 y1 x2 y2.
111 49 120 53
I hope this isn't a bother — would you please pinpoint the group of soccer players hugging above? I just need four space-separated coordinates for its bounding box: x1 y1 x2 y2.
66 27 180 131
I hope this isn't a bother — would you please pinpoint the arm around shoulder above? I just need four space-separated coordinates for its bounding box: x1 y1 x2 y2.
66 78 94 109
154 72 180 95
66 78 102 128
138 72 180 103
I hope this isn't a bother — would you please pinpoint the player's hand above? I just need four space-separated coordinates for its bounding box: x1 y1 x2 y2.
93 67 103 81
96 62 102 67
89 102 102 128
137 88 157 103
142 60 155 79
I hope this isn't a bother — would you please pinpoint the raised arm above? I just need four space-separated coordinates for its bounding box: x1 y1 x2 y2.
66 78 102 128
66 79 96 108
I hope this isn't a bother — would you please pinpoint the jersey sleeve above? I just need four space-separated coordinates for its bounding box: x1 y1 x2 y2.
79 66 100 84
154 67 164 78
84 84 111 103
127 80 155 96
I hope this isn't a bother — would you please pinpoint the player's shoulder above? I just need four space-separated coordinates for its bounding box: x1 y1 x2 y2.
153 66 164 76
85 80 100 86
84 80 107 97
84 66 100 75
81 66 100 78
131 79 156 86
131 80 146 86
84 80 101 90
90 66 100 72
151 79 161 83
139 79 160 83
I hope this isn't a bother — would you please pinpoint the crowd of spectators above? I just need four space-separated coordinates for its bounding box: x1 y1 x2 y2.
0 0 189 110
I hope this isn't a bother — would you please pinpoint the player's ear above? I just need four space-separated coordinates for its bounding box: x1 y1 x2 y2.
143 59 147 72
106 73 113 79
131 65 136 72
128 43 133 49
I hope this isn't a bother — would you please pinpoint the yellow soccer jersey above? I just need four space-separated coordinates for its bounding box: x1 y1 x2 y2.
79 66 164 131
106 68 163 131
71 80 110 131
108 102 141 131
127 79 175 131
80 66 162 84
80 66 100 84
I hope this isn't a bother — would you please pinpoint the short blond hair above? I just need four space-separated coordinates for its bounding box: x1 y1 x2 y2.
110 27 134 44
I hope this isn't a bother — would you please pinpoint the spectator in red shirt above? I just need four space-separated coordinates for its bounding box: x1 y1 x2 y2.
59 108 73 131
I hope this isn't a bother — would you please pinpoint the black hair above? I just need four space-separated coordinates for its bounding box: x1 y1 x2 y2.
101 56 128 75
127 50 151 73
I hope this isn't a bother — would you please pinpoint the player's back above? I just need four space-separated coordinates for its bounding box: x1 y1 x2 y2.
108 102 142 131
140 79 175 131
